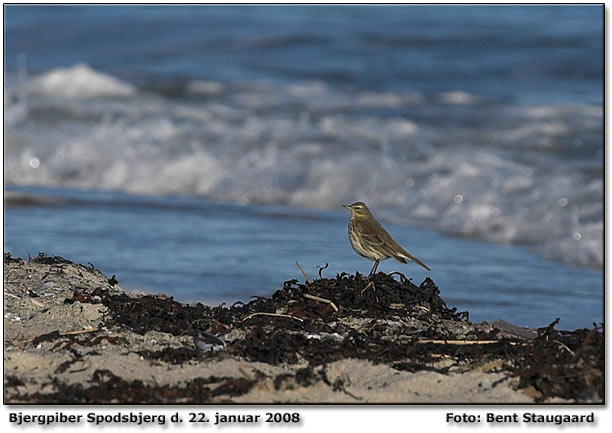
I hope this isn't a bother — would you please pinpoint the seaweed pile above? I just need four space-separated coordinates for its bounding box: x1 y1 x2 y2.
4 254 604 403
64 267 603 402
19 370 256 404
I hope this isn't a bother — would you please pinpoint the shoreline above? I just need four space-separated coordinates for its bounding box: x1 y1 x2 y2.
3 253 603 404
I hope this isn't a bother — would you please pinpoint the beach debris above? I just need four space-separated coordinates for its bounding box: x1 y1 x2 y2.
295 261 312 284
4 252 24 264
317 262 328 279
360 280 375 295
16 369 256 404
30 253 73 265
241 312 304 323
303 293 339 312
492 319 538 340
3 254 604 403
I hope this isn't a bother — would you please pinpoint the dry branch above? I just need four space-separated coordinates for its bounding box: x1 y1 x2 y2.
304 293 339 312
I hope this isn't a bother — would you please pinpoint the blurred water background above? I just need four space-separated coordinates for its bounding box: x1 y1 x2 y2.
3 5 603 329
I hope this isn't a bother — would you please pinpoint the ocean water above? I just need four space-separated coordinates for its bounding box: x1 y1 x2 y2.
3 6 603 329
3 186 603 330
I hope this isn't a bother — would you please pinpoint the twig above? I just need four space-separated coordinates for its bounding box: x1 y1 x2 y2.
360 280 374 295
295 261 312 284
414 305 430 314
553 339 575 357
61 327 97 336
304 293 339 312
242 312 304 323
417 339 521 346
317 263 328 279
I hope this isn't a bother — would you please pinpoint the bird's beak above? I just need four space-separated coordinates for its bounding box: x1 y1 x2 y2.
342 204 350 209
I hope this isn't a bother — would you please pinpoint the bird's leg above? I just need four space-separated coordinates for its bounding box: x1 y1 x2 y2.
368 260 380 277
361 261 379 296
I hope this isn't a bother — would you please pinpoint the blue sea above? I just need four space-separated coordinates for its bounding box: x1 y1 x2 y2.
3 5 603 329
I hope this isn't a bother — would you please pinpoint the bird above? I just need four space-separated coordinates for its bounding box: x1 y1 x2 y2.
342 201 430 276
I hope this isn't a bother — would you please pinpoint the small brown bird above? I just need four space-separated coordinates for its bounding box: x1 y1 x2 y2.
343 201 431 275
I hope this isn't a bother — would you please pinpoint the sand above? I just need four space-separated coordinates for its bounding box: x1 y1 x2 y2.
4 254 599 404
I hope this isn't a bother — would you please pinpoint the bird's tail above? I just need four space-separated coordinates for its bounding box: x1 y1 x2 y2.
398 252 431 271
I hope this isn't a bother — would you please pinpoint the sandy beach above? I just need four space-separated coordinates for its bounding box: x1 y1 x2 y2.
3 253 603 404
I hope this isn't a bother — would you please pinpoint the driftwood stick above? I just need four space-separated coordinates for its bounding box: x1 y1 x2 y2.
553 339 575 357
242 312 304 323
417 339 520 346
360 280 374 295
61 327 98 336
304 293 339 312
295 261 312 284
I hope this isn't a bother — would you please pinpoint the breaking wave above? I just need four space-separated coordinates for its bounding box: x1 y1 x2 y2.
4 64 603 268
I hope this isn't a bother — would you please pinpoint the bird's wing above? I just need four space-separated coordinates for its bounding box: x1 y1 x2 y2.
359 218 431 271
360 231 386 246
357 218 407 262
356 218 390 246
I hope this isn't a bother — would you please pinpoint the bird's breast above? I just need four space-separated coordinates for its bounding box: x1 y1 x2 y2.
347 219 386 260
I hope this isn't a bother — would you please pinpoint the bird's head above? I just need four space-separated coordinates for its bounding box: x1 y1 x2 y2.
342 201 372 218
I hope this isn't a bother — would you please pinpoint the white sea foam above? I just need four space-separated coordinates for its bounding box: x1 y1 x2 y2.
26 64 136 99
3 65 603 268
